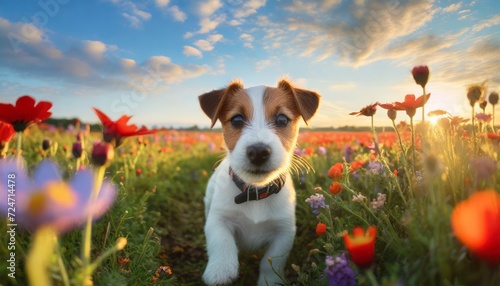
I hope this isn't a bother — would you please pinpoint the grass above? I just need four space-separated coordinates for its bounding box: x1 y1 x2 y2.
1 115 500 285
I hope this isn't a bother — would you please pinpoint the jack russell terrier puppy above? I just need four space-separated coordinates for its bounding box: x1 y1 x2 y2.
198 79 320 285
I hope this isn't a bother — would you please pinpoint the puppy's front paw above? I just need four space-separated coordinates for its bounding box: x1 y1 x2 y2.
202 260 239 285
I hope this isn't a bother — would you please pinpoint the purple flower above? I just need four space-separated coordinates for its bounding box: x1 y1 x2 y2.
343 146 354 162
0 160 117 233
325 254 356 286
469 156 496 181
305 193 328 215
368 161 384 174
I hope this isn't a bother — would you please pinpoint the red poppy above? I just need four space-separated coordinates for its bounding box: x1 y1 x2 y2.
349 103 378 117
0 122 15 144
411 65 430 88
0 95 52 132
350 160 365 172
343 226 377 268
329 182 343 195
93 108 158 147
328 163 344 180
451 190 500 263
316 222 327 235
393 94 431 118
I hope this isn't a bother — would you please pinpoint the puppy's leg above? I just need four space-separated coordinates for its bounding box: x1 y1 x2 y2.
203 215 239 285
258 224 296 286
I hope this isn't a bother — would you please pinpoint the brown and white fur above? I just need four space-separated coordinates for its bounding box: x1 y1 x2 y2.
198 79 320 285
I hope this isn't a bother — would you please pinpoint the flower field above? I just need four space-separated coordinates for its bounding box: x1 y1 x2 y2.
1 67 500 286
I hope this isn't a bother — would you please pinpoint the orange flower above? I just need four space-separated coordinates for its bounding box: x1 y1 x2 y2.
394 94 431 118
350 160 365 172
343 226 377 268
329 182 343 195
316 222 327 235
451 190 500 263
93 108 157 147
328 163 344 180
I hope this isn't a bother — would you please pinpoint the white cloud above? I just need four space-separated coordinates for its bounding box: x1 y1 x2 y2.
240 33 254 48
472 15 500 32
155 0 170 7
168 6 187 22
240 33 254 42
442 2 462 13
198 16 224 34
107 0 151 28
207 34 223 43
255 59 272 72
81 40 109 61
183 45 203 57
144 55 209 83
228 19 242 26
0 18 210 90
287 0 435 66
234 0 266 18
197 0 222 17
120 58 137 69
194 40 213 51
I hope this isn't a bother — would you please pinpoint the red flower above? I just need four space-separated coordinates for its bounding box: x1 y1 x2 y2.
0 95 52 132
349 103 378 117
451 190 500 263
350 160 365 172
411 65 430 88
0 122 15 144
316 222 327 235
343 226 377 268
328 163 344 180
93 108 158 147
329 182 343 195
393 94 431 118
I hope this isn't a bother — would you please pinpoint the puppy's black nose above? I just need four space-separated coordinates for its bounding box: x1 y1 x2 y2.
246 143 271 166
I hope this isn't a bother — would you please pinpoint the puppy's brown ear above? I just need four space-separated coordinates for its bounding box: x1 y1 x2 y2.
199 81 244 128
278 79 320 125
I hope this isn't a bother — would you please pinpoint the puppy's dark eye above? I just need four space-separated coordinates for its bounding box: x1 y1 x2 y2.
275 114 289 127
231 115 246 128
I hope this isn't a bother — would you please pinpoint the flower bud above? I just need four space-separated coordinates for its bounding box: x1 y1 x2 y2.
42 138 51 151
91 141 114 166
467 85 483 107
479 100 487 111
489 91 499 105
411 65 429 88
72 141 83 159
387 109 397 121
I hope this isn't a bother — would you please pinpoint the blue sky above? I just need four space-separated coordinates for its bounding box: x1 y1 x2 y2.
0 0 499 128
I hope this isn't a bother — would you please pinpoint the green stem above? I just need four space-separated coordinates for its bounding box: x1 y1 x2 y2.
472 106 476 155
365 269 379 286
16 132 23 167
410 116 416 173
55 237 70 286
422 86 426 124
81 165 106 286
